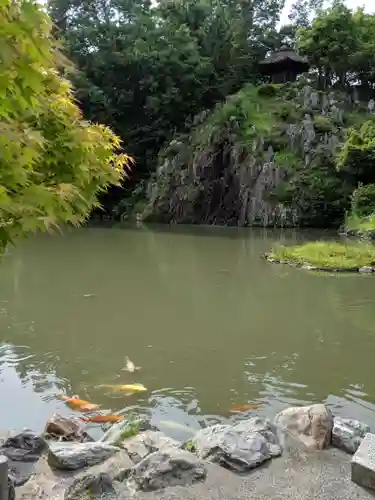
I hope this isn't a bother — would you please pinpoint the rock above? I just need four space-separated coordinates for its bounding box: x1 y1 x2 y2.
81 450 133 482
127 448 206 492
64 473 115 500
190 417 282 472
44 414 92 443
352 432 375 489
121 431 181 464
48 442 120 471
301 264 317 271
0 430 46 462
8 477 15 500
359 266 373 274
274 404 333 450
332 417 370 454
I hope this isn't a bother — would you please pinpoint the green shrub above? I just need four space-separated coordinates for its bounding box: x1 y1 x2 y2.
337 121 375 184
314 115 335 134
258 84 278 97
351 184 375 217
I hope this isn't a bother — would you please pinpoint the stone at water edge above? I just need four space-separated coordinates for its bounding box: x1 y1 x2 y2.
127 448 207 492
274 403 333 450
359 266 374 274
0 430 46 462
189 417 282 472
44 414 92 443
332 417 370 454
352 432 375 490
48 442 120 471
121 431 181 464
64 473 115 500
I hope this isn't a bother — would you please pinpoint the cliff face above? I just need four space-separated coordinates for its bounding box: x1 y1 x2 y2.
143 81 373 227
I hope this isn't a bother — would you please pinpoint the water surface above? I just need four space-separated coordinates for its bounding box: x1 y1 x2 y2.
0 225 375 440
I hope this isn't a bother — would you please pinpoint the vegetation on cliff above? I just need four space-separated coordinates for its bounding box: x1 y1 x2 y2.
0 0 131 252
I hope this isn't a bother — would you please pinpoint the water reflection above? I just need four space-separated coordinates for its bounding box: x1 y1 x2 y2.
0 225 375 439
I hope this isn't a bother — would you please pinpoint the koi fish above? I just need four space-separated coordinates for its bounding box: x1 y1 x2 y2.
59 395 101 412
81 414 124 424
122 356 141 373
97 383 147 393
230 403 260 413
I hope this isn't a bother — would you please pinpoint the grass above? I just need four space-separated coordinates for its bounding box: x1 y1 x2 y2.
345 213 375 238
267 241 375 270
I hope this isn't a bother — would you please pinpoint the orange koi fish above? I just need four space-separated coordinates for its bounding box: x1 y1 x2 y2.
81 414 124 424
60 395 101 412
230 403 260 413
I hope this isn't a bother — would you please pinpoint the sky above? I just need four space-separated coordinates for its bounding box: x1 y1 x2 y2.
280 0 374 25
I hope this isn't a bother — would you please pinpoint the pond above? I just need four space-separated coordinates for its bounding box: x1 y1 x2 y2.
0 224 375 441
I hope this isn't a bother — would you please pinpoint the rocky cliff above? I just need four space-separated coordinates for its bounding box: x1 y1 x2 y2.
143 80 375 227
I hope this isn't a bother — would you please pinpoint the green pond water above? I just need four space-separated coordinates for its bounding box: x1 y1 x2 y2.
0 224 375 441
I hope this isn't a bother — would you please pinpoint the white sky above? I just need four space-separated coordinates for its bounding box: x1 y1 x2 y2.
280 0 374 25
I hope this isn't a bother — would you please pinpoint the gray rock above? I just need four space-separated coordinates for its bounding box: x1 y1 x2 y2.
0 430 46 462
44 414 92 443
274 404 333 450
352 432 375 489
359 266 373 274
48 442 119 471
127 448 206 492
121 431 181 464
332 417 370 454
84 450 133 482
190 417 282 472
7 476 15 500
64 473 115 500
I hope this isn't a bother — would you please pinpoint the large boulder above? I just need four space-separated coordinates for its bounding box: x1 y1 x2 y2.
64 473 115 500
121 431 181 464
332 417 370 454
44 414 92 443
189 417 282 472
274 404 333 450
48 442 119 471
0 430 46 462
127 448 206 492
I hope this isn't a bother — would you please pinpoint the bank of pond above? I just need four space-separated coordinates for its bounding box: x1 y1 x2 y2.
2 403 375 500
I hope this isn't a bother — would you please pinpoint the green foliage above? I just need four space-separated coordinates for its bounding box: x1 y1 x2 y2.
268 241 375 269
0 0 130 251
345 213 375 239
337 121 375 184
184 440 195 452
351 184 375 217
258 84 278 97
313 115 335 134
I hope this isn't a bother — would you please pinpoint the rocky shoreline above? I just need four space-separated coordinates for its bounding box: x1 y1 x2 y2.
1 404 375 499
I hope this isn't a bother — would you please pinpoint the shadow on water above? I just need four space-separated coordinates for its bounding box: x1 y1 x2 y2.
0 224 375 439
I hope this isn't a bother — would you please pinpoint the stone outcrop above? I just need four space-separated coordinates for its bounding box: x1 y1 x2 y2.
64 472 115 500
48 442 120 471
44 414 92 443
127 448 207 492
189 417 282 472
0 430 46 462
274 404 333 450
121 430 181 464
332 417 370 454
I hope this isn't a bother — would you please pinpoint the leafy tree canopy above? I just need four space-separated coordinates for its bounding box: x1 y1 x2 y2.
0 0 131 251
